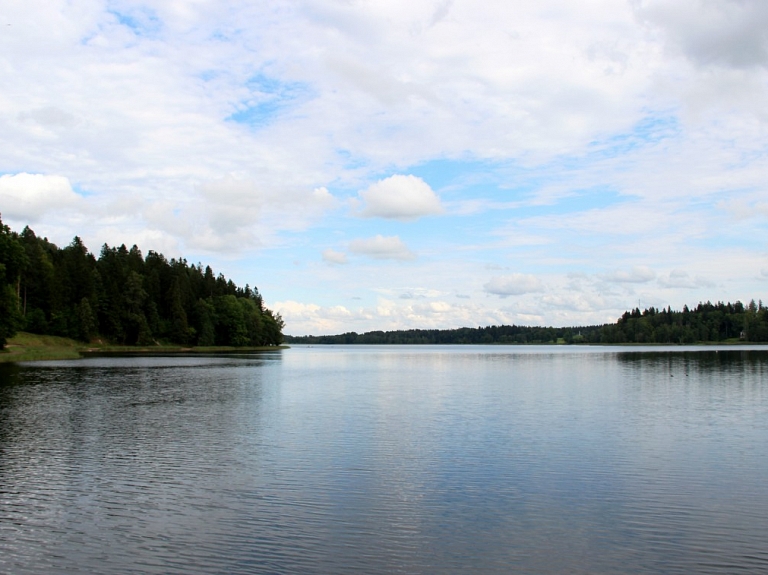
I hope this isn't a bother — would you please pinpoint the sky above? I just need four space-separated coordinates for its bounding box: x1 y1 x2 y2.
1 0 767 335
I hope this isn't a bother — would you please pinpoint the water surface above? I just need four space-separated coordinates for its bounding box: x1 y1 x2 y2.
1 346 767 574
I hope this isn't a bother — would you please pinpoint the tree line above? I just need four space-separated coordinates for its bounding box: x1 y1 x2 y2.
0 216 284 349
285 300 768 345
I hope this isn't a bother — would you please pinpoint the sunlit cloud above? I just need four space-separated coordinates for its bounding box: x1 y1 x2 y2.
0 173 84 222
356 174 443 220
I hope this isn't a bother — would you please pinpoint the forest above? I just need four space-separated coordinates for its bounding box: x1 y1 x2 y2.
285 300 768 345
0 216 284 349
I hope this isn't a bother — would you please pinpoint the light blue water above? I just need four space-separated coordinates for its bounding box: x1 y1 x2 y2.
1 345 767 574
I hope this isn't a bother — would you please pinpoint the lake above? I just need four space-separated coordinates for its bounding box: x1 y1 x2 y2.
1 345 767 574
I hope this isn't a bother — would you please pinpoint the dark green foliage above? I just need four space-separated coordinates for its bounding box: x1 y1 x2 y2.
193 298 216 346
23 308 49 334
0 220 283 347
76 297 98 342
0 216 27 348
603 300 768 344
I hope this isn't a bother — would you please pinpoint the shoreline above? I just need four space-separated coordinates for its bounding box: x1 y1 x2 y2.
0 333 287 364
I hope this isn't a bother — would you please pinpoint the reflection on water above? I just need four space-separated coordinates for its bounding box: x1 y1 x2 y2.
1 346 767 574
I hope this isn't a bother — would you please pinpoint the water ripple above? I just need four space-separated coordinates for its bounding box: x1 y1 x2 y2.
1 348 767 573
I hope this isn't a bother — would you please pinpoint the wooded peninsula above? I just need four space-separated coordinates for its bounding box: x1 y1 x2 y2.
0 217 284 350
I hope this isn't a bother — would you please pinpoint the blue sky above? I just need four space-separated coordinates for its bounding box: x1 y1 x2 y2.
1 0 767 334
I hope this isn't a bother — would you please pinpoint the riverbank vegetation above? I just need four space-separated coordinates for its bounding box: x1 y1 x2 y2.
0 216 283 350
0 332 284 363
286 300 768 345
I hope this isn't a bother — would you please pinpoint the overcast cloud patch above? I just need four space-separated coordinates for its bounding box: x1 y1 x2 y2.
349 235 416 260
322 249 348 265
603 266 656 284
636 0 768 69
484 274 544 297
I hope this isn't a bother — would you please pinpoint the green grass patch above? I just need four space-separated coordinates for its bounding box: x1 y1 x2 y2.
1 333 287 363
1 332 84 363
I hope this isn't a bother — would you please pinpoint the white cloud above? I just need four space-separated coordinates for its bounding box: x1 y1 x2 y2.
603 266 656 283
188 179 337 251
372 286 446 300
541 292 611 313
18 106 79 129
636 0 768 69
272 300 356 334
658 268 714 289
357 174 443 220
322 249 348 264
349 235 416 260
0 173 83 222
484 274 544 297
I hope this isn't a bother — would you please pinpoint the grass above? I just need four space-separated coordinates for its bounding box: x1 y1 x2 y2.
0 332 84 363
0 332 286 363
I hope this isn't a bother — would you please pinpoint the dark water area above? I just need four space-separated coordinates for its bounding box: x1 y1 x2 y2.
1 345 767 574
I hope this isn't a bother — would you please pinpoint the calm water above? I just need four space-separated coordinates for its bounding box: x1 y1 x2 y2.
1 345 767 574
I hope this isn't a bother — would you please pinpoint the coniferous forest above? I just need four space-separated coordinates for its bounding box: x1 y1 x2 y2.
0 216 284 349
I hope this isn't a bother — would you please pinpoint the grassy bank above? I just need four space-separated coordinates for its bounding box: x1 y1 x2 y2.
0 333 286 363
0 333 84 363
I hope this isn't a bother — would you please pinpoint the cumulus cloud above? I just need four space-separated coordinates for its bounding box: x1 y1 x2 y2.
349 235 416 260
484 274 544 297
357 175 443 220
322 248 348 264
603 266 656 283
0 173 83 222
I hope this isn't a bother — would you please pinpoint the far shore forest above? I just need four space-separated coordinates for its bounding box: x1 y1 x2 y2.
3 216 768 350
285 297 768 345
0 217 284 349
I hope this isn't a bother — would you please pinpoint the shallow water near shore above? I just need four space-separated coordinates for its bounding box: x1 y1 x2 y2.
1 345 767 574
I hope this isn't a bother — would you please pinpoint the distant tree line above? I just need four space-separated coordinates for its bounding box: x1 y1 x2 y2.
600 301 768 344
285 324 601 345
0 216 283 349
286 301 768 345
